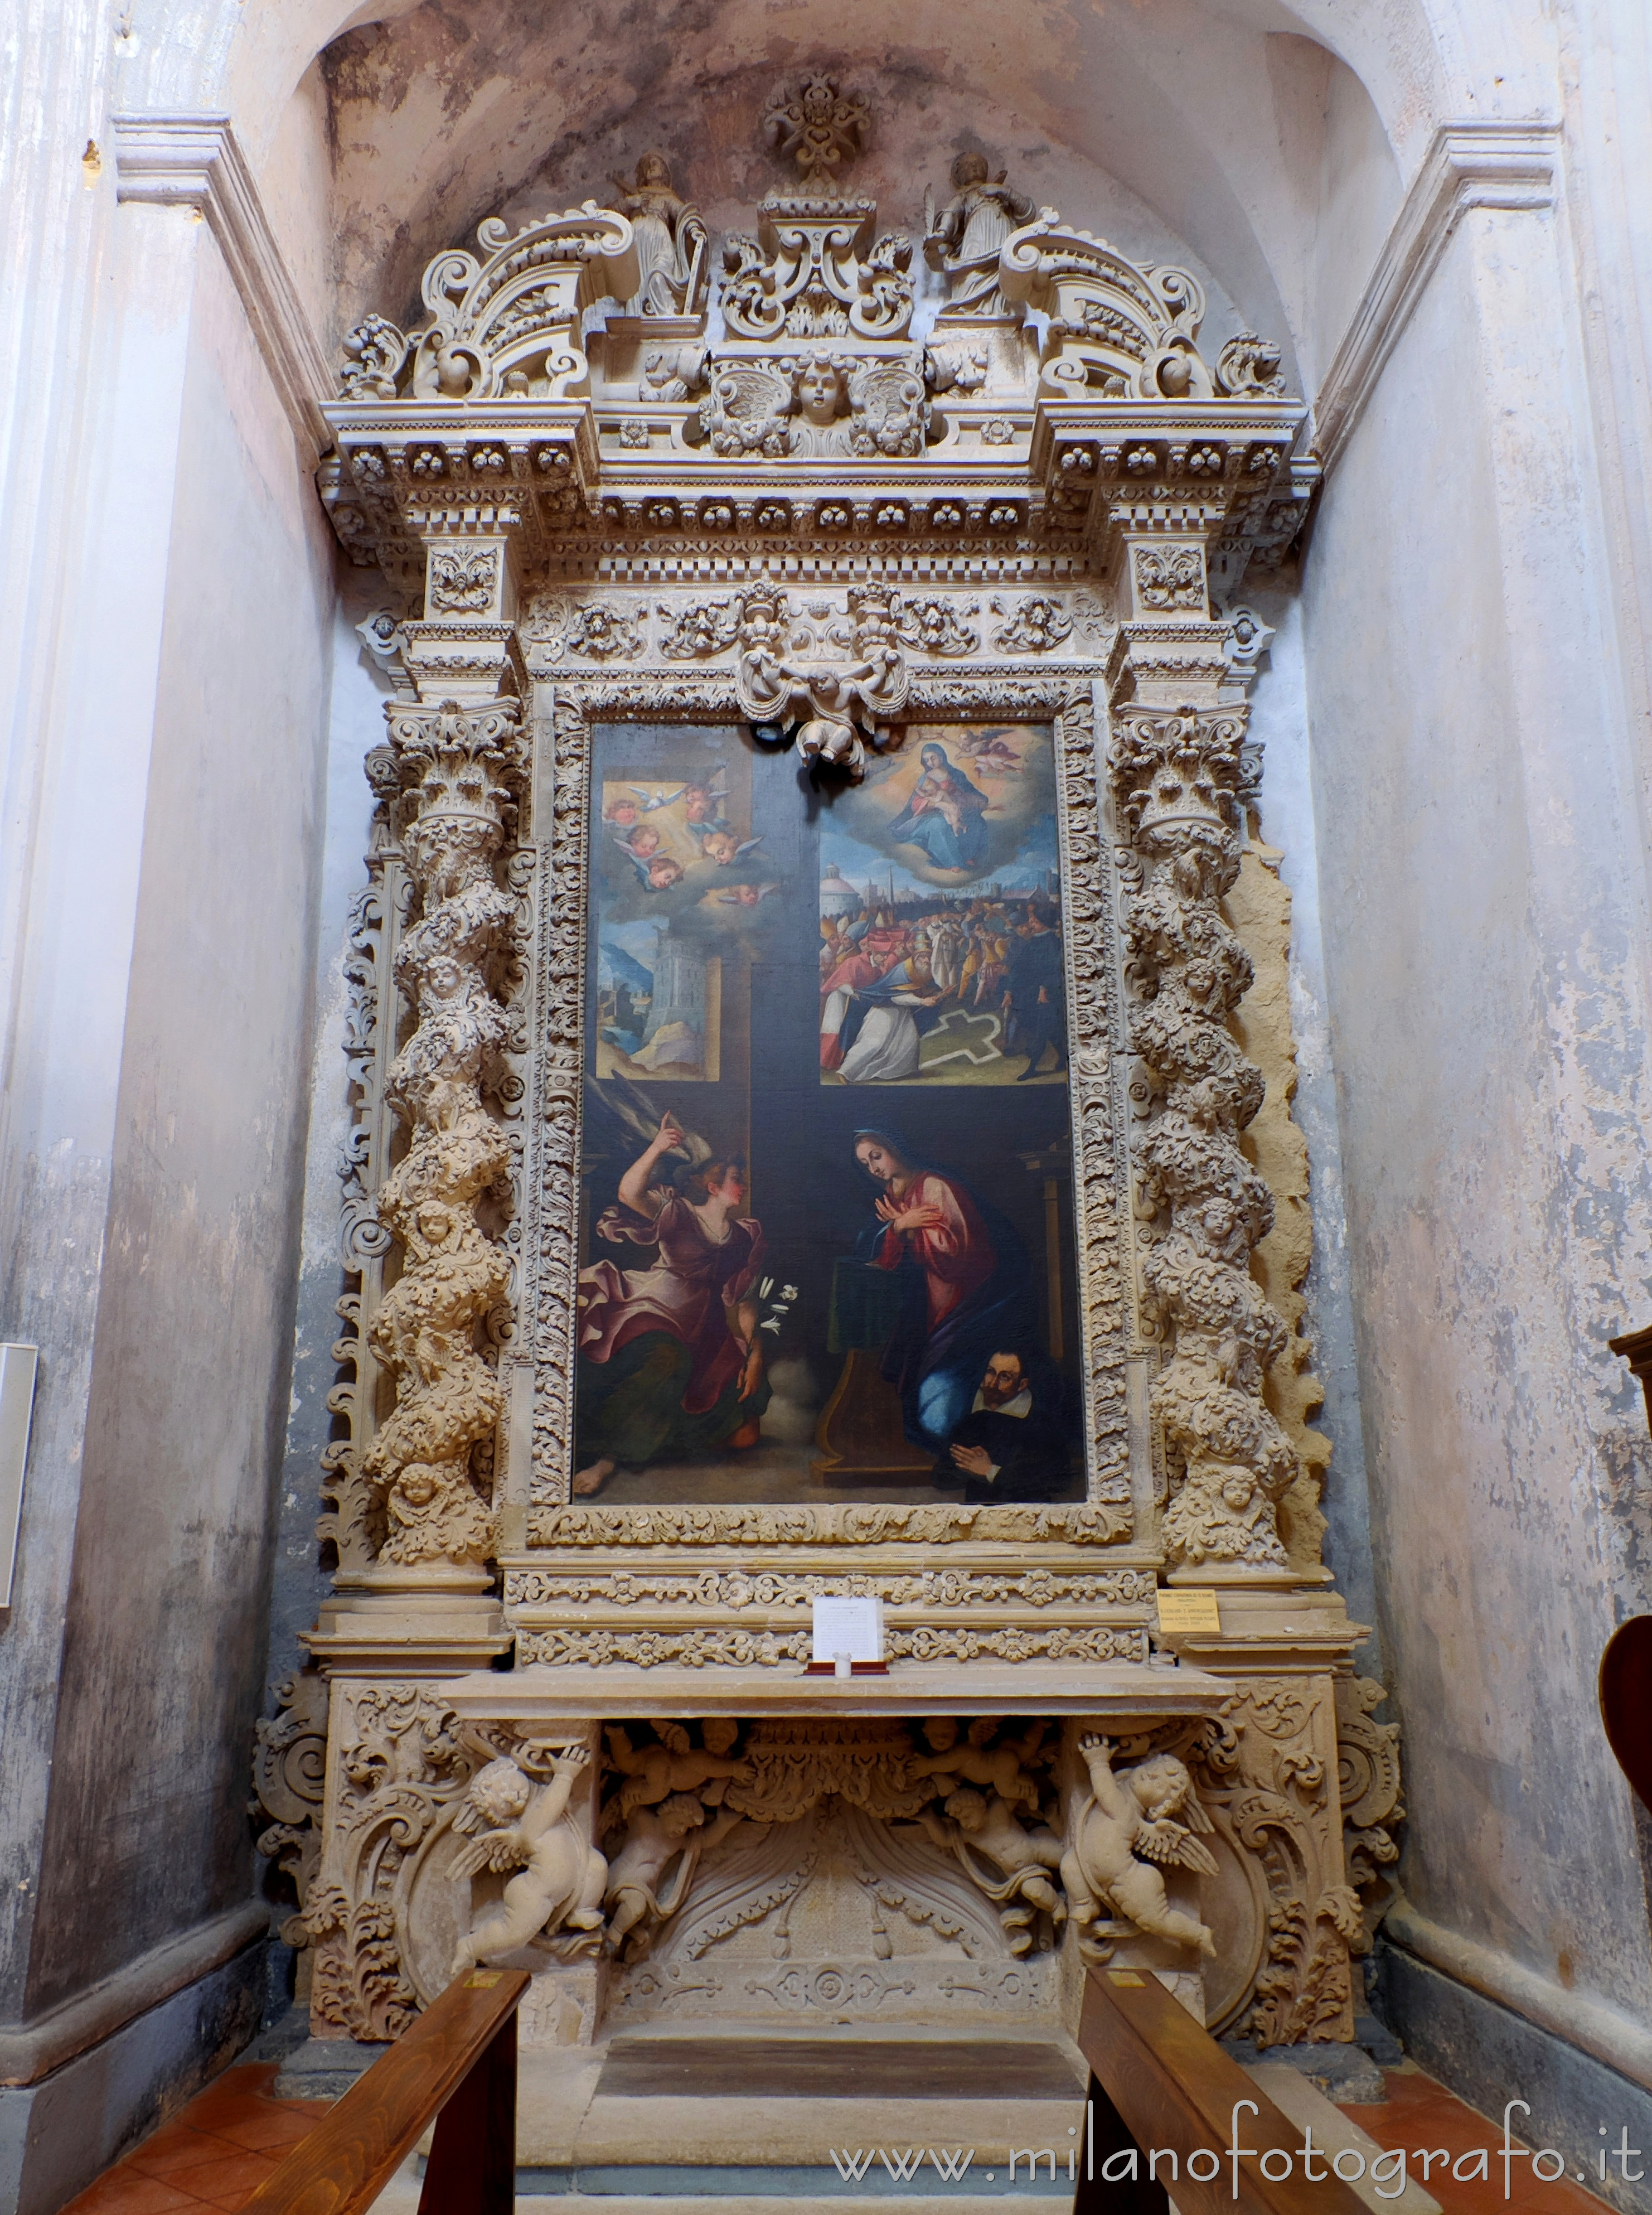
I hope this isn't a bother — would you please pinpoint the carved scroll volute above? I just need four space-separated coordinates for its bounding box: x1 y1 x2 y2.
1110 700 1301 1574
356 698 526 1586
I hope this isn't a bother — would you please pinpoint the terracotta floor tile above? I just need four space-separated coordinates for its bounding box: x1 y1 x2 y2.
124 2130 246 2181
145 2151 279 2207
62 2173 203 2215
194 2106 318 2155
1340 2067 1610 2215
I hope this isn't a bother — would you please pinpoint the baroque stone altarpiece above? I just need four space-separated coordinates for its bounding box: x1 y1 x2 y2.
263 89 1400 2072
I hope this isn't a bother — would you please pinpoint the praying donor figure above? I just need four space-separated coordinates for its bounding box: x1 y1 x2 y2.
943 1348 1068 1502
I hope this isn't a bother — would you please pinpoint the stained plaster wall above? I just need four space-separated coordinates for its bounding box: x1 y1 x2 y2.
1247 592 1383 1675
0 204 336 2030
1302 202 1652 2041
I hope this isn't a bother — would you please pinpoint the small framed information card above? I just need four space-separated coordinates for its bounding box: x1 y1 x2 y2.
1155 1587 1222 1635
808 1594 887 1674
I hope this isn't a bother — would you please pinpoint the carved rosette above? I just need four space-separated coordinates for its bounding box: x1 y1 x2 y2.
360 699 525 1571
1111 703 1299 1569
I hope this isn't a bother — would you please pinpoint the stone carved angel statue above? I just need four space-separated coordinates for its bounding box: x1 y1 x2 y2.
608 154 708 318
604 1791 749 1962
448 1747 608 1976
604 1719 753 1822
907 1716 1047 1811
907 1787 1066 1956
1060 1734 1219 1960
924 152 1037 317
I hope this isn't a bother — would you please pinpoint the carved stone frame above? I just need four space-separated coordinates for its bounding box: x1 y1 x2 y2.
517 665 1150 1554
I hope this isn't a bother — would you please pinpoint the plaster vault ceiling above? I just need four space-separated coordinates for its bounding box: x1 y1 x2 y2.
314 0 1399 384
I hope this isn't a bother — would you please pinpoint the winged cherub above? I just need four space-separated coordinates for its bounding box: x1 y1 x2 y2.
1060 1735 1219 1958
907 1787 1065 1956
604 1792 749 1961
449 1747 608 1976
906 1716 1046 1812
604 1720 753 1824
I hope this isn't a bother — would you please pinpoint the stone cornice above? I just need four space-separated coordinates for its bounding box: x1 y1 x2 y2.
111 111 331 458
1313 119 1561 476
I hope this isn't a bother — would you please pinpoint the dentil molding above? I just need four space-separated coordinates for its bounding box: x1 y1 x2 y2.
111 111 331 457
1313 119 1562 476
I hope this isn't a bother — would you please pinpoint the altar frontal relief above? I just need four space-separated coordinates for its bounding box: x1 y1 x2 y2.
575 722 1085 1509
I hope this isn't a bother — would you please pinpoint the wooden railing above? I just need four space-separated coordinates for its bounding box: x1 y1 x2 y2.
1074 1966 1369 2215
241 1967 528 2215
236 1957 1374 2215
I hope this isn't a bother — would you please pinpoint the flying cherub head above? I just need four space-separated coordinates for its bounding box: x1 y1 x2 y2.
943 1787 989 1833
1126 1753 1196 1822
659 1792 709 1836
465 1758 533 1828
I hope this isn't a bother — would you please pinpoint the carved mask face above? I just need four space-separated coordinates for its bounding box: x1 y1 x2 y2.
796 362 845 426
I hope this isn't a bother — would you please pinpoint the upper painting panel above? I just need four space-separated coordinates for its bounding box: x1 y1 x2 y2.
820 724 1066 1087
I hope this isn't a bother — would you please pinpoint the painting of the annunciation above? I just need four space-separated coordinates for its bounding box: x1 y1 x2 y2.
573 720 1085 1508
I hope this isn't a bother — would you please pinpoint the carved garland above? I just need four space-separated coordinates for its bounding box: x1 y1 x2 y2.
524 666 1135 1546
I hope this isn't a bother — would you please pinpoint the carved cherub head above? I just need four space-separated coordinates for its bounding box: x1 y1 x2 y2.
793 355 849 428
703 1718 739 1755
1126 1752 1196 1822
943 1788 989 1832
466 1758 533 1829
658 1791 709 1836
922 1716 960 1754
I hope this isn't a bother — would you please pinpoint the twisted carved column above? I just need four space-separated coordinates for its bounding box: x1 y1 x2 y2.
359 699 524 1576
1111 703 1300 1571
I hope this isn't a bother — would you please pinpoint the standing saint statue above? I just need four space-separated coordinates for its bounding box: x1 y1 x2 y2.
924 152 1037 316
609 153 705 316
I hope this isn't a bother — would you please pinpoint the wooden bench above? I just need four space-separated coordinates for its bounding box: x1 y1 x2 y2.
235 1957 1374 2215
240 1968 527 2215
1075 1965 1371 2215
